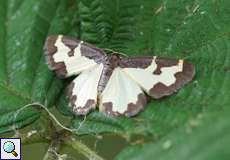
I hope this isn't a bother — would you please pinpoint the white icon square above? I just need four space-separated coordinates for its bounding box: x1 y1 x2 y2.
0 138 21 160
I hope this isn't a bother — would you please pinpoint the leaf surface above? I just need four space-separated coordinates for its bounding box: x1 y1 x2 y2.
71 0 230 138
0 0 79 133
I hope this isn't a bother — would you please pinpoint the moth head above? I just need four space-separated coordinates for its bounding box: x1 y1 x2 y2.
105 53 121 67
111 53 121 59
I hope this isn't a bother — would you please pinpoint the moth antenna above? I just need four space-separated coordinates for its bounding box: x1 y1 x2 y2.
102 48 115 53
103 48 128 57
115 52 128 57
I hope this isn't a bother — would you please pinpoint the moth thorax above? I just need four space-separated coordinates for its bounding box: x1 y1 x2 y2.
97 56 118 95
106 53 121 67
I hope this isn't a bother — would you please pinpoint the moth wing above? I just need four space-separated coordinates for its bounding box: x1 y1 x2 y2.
67 64 103 115
120 56 195 99
44 35 105 78
99 68 147 117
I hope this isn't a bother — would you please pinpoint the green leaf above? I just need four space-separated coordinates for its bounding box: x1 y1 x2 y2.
70 0 230 138
68 1 230 158
0 0 79 133
115 107 230 160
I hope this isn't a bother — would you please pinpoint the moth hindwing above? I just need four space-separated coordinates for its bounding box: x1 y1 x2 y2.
44 35 195 117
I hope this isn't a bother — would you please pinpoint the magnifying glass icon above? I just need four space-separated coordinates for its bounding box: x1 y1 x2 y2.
3 141 18 157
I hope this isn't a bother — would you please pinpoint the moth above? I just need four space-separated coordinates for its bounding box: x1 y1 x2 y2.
44 35 195 117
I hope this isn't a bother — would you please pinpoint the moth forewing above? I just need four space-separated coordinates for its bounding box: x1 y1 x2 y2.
122 57 195 99
44 35 105 78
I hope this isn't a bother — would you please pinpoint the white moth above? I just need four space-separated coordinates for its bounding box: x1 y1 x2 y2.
44 35 195 117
